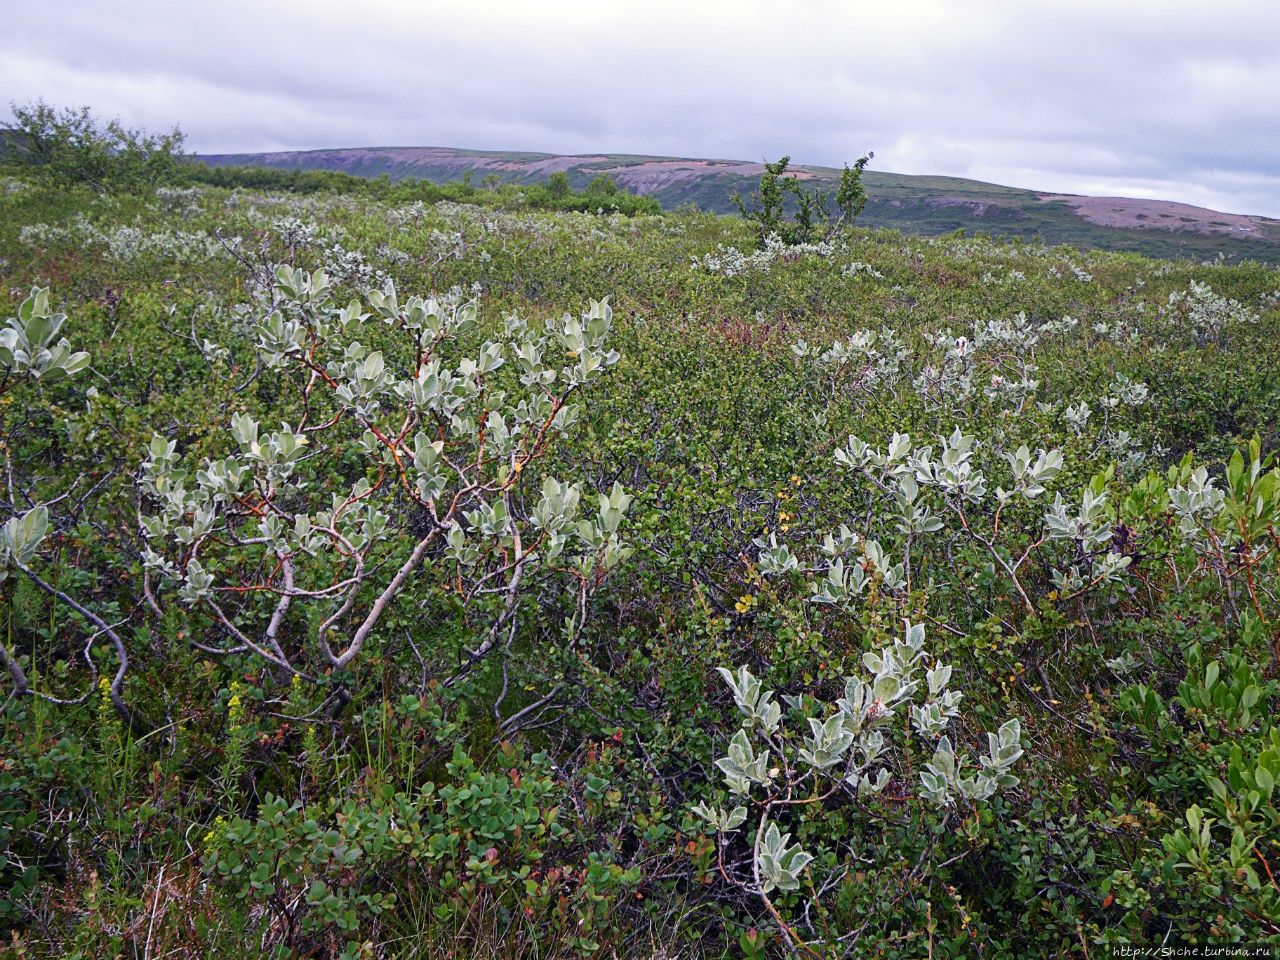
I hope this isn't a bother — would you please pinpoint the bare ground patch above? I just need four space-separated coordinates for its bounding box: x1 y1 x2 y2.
1037 193 1278 240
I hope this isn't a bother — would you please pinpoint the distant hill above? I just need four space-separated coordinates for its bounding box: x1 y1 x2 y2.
195 145 1280 262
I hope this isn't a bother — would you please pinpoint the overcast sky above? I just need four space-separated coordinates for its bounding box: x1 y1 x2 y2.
5 0 1279 216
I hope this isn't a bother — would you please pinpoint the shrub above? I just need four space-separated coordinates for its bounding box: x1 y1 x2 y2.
4 100 186 193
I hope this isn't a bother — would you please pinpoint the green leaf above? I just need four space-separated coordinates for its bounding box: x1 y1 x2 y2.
1255 765 1274 796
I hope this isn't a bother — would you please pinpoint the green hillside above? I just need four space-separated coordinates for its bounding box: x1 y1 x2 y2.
198 146 1280 262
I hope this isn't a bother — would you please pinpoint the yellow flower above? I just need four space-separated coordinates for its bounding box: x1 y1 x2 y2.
227 682 246 731
202 816 228 856
96 676 118 730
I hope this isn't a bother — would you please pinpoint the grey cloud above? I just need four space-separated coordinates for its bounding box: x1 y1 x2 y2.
3 0 1279 216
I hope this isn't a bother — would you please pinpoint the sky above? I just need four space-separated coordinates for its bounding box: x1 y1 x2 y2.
4 0 1279 217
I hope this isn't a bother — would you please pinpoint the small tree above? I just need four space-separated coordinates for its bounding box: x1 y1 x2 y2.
833 154 872 231
585 173 619 197
733 156 791 246
733 153 873 248
545 170 572 201
4 100 186 193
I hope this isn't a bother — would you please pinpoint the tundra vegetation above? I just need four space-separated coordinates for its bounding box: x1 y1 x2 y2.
1 105 1280 958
